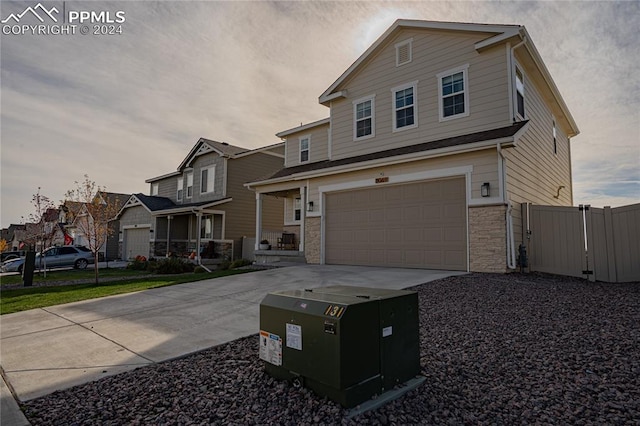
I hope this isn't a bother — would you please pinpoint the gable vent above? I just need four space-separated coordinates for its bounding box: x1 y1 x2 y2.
395 39 413 67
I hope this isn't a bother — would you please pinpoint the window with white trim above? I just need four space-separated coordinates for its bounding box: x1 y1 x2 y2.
392 81 418 131
299 136 309 163
200 215 213 239
515 66 525 118
151 183 158 196
438 65 469 121
395 39 413 67
294 198 301 221
186 172 193 199
201 166 215 194
353 95 375 140
177 177 184 201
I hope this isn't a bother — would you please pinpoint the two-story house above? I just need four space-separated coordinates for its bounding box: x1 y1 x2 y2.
117 138 284 261
247 20 579 273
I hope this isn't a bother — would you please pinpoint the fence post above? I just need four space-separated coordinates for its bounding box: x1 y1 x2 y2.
603 206 617 283
582 205 596 282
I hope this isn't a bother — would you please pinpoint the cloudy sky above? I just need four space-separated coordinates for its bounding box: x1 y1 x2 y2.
1 0 638 227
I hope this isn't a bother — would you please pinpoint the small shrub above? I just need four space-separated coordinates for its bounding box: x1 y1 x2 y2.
127 258 148 271
194 266 208 274
230 259 252 269
217 260 232 271
154 258 195 274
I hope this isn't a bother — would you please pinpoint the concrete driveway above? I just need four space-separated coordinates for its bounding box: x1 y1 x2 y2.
1 265 464 404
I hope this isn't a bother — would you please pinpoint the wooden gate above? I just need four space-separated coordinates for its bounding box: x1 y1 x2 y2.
524 203 640 283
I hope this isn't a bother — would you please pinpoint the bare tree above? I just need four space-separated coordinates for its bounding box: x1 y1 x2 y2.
65 175 121 285
25 188 57 276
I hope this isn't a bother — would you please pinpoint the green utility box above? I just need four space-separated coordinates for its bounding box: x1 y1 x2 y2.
259 285 420 408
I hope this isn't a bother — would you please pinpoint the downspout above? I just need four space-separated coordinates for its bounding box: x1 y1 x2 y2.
498 143 516 270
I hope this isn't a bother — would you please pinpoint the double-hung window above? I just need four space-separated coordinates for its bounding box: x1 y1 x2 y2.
515 66 525 118
201 166 215 194
392 81 418 131
294 198 301 221
151 183 158 196
438 64 469 121
186 172 193 199
200 215 213 239
353 95 375 140
299 136 310 163
176 177 184 201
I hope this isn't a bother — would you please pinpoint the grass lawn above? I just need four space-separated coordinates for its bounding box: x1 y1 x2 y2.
0 269 252 315
0 268 151 286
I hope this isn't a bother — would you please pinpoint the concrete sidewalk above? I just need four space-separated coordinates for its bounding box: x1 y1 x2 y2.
1 265 464 422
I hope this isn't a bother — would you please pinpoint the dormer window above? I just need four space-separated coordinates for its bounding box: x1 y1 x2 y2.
395 39 413 67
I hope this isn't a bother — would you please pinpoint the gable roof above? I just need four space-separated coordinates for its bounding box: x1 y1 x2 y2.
249 121 528 185
318 19 578 137
116 193 233 218
147 139 285 183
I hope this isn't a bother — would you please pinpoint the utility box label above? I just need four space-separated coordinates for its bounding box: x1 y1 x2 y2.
259 330 282 366
382 326 393 337
286 323 303 351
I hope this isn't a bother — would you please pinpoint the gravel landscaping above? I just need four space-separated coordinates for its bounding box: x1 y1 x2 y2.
21 273 640 425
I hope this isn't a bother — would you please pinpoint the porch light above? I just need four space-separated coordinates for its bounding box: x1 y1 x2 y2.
307 201 314 212
481 182 490 197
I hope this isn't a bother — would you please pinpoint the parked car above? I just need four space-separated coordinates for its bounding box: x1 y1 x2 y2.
0 251 25 262
1 246 94 273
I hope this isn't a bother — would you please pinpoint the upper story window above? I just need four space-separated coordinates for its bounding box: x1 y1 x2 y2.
299 136 310 163
201 166 215 194
353 95 375 140
515 66 525 118
391 81 418 132
395 38 413 67
438 64 469 121
186 172 193 199
177 177 184 201
151 183 158 196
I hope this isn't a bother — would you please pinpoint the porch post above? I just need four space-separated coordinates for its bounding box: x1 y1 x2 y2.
196 212 202 265
255 192 263 250
166 215 172 257
299 186 305 252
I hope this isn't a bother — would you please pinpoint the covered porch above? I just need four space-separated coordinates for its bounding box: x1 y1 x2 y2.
254 186 308 264
152 206 233 265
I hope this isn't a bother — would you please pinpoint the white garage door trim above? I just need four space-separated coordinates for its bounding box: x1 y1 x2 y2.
319 166 471 270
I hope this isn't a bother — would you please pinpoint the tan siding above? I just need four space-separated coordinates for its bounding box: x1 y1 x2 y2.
329 29 510 161
305 150 498 208
226 153 284 257
284 123 330 167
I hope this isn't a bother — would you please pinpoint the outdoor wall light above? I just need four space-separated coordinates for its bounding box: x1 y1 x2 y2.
481 182 490 197
307 201 314 212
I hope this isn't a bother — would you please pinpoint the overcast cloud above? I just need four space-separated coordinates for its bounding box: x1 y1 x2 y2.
1 0 638 227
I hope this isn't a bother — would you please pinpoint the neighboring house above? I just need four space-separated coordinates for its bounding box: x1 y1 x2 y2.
1 224 25 250
61 193 128 261
116 138 284 261
247 19 579 273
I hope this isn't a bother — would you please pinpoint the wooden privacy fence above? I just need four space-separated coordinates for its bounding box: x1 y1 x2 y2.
524 203 640 283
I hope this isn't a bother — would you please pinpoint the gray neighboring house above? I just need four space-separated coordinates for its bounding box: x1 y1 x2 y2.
116 138 284 262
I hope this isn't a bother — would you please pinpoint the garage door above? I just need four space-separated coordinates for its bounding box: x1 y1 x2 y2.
124 228 150 260
325 177 467 270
